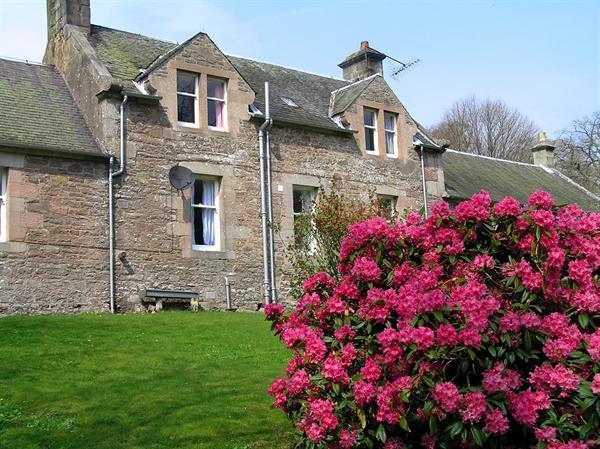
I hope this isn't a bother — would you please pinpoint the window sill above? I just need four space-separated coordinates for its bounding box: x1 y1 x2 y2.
207 126 227 133
0 241 26 253
188 249 236 260
385 153 399 159
178 121 199 129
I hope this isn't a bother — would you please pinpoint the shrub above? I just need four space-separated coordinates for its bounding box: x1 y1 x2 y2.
283 184 398 299
265 190 600 449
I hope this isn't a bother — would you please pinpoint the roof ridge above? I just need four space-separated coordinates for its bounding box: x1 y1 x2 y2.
330 73 380 95
445 149 539 167
0 55 49 66
91 24 178 46
225 53 348 82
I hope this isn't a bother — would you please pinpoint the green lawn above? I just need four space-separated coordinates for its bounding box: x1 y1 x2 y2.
0 312 295 449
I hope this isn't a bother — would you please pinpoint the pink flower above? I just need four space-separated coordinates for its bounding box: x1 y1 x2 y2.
507 389 550 426
322 355 350 385
535 427 557 442
353 380 377 406
591 373 600 394
338 429 357 449
460 391 487 423
493 196 521 216
303 272 336 293
587 329 600 361
334 325 355 342
436 324 458 346
484 408 509 434
288 369 312 396
264 303 284 319
361 358 382 383
432 382 460 413
351 256 381 282
454 190 491 222
528 189 554 209
482 362 521 393
530 364 580 397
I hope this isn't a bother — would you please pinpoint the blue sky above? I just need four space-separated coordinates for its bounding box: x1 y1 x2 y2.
1 0 598 135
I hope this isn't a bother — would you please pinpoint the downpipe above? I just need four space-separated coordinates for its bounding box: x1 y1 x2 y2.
108 95 128 314
264 94 277 304
419 144 429 219
258 82 273 305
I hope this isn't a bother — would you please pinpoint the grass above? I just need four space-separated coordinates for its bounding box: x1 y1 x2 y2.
0 312 295 449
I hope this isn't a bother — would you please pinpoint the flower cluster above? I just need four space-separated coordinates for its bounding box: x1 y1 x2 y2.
266 190 600 448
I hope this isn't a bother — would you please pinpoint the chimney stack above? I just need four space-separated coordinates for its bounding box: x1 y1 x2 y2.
531 132 555 168
338 41 386 83
47 0 90 41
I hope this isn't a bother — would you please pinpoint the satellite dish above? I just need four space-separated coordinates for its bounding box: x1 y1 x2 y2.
169 165 194 190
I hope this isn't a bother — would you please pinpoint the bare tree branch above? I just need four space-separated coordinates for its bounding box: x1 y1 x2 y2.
429 96 539 162
555 111 600 194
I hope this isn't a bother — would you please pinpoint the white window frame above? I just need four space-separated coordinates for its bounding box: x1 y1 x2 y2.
292 185 318 253
364 108 378 155
0 168 6 242
384 112 398 158
191 176 220 251
207 77 227 131
177 70 199 128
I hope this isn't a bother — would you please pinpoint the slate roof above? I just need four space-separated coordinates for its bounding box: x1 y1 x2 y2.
0 58 102 158
442 150 599 210
330 76 377 116
87 25 176 80
85 25 355 132
226 55 350 132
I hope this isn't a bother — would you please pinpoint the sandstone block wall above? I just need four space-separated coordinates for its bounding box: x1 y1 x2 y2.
0 152 108 315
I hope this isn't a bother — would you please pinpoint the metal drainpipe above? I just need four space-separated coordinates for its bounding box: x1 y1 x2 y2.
108 95 129 314
419 144 429 219
258 83 273 305
264 90 277 304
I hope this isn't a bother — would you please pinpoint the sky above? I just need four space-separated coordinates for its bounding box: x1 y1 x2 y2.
1 0 599 136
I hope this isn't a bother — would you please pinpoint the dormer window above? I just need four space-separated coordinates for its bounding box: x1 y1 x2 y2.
177 70 198 126
364 108 378 154
384 112 398 158
207 77 227 131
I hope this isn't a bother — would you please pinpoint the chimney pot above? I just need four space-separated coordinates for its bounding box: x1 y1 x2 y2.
361 41 369 49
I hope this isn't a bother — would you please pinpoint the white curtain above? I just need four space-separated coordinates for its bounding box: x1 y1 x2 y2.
202 180 216 245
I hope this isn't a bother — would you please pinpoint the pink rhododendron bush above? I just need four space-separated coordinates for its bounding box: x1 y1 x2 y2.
265 190 600 449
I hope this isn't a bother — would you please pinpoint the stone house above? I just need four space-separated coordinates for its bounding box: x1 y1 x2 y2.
0 0 596 315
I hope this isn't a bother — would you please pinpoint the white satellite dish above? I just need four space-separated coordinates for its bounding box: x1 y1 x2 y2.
169 165 194 190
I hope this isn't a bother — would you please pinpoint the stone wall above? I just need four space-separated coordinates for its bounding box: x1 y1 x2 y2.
0 151 108 314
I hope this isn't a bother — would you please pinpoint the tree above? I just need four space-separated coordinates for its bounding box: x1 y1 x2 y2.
430 96 539 162
555 111 599 195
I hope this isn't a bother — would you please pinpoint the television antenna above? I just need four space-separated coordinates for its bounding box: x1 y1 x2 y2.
168 165 194 191
386 54 421 79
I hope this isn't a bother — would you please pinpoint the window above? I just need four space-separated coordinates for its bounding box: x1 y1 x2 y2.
377 194 398 217
192 177 220 250
293 186 317 251
207 77 227 130
0 168 6 242
364 108 378 154
177 71 198 126
384 112 398 158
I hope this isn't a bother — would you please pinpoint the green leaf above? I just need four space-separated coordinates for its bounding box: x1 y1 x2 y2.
578 313 589 329
357 408 367 429
398 415 410 432
375 424 387 443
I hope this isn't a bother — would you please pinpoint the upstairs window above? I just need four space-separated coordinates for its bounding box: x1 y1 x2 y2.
293 186 317 251
192 177 220 250
207 77 227 130
0 168 6 241
177 71 198 126
364 108 378 154
384 112 398 158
